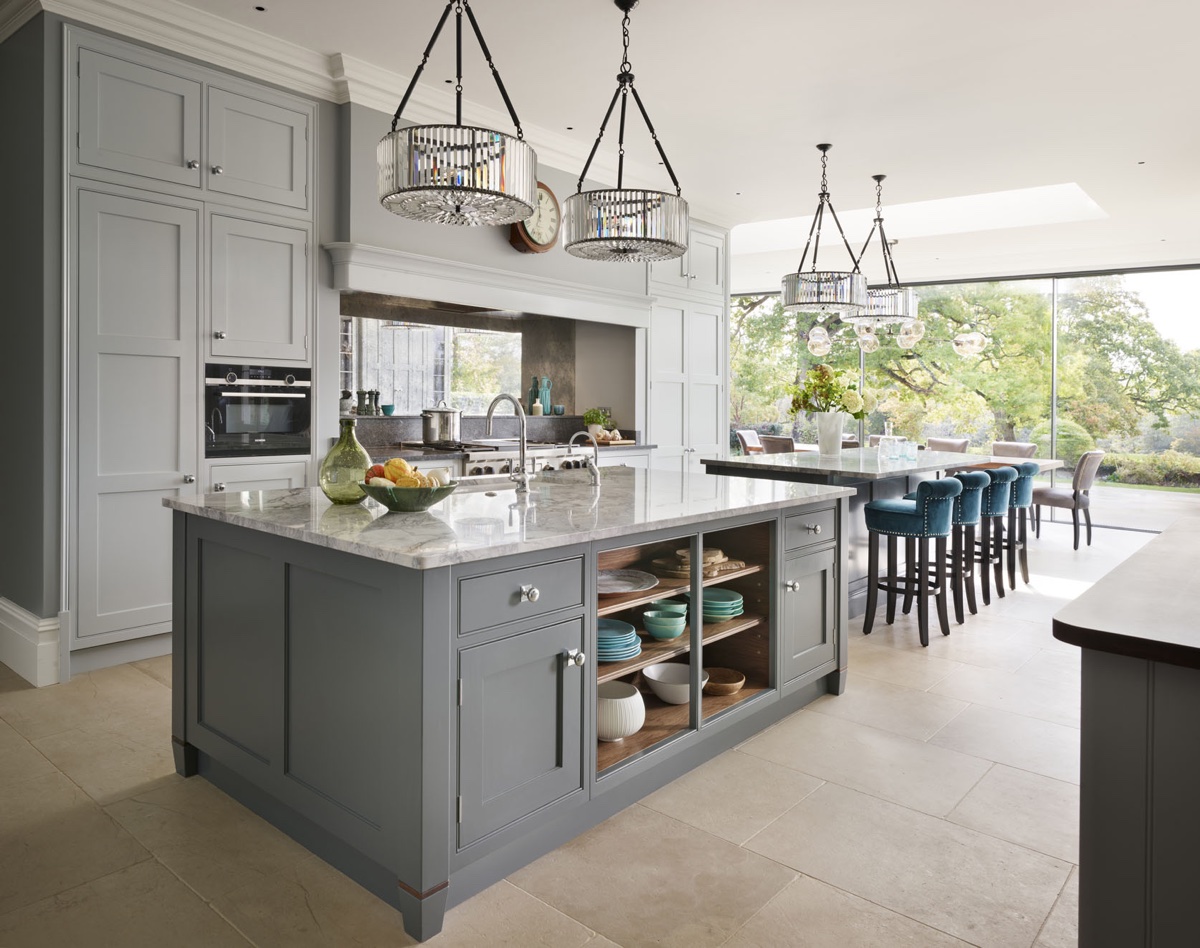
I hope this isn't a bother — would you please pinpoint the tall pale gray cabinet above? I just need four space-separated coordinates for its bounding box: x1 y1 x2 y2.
67 27 316 660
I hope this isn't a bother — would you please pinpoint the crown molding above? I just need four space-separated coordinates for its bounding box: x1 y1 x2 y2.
0 0 40 41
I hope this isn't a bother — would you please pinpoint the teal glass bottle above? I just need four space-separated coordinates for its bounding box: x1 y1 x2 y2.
319 418 371 505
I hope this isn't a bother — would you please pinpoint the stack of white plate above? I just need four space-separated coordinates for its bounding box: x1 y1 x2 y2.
597 618 641 662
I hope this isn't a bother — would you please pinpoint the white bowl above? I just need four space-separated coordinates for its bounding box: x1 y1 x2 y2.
597 681 645 742
641 664 708 705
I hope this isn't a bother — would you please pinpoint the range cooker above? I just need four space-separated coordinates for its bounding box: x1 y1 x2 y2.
397 439 595 479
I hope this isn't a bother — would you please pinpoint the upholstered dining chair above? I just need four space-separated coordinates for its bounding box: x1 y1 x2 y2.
868 434 907 447
760 435 796 454
992 441 1037 458
926 437 969 453
735 430 764 455
1033 450 1105 550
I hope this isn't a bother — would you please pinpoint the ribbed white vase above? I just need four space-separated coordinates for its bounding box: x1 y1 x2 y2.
815 411 845 457
596 681 645 742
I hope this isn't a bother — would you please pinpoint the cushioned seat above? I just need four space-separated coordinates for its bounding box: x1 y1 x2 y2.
992 441 1037 458
1033 450 1104 550
863 477 963 646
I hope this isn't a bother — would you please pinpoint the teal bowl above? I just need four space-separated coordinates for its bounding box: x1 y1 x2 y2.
649 599 687 617
643 610 686 640
359 480 457 512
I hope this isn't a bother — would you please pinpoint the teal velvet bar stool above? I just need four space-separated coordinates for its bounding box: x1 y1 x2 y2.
863 477 962 646
977 466 1017 605
1006 460 1041 588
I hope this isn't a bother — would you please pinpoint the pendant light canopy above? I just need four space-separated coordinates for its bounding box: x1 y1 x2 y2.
377 1 537 226
781 144 867 317
847 174 915 325
563 0 689 263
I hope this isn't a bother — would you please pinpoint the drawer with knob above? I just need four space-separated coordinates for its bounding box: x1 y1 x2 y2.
457 557 585 635
784 507 837 552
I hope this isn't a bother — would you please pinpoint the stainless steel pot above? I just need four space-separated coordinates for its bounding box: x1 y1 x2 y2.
421 400 462 443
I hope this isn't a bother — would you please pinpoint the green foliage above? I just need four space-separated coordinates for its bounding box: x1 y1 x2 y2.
789 364 878 419
1030 418 1094 467
451 329 520 408
582 407 610 426
1106 451 1200 487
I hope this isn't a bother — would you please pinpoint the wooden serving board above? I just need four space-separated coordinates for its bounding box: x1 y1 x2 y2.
599 440 637 446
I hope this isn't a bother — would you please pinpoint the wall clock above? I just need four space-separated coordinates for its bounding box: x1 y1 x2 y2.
509 182 560 253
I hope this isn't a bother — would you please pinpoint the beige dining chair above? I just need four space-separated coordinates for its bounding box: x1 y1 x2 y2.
992 441 1037 458
735 430 764 455
926 437 969 453
1032 450 1105 550
868 434 907 447
760 435 797 454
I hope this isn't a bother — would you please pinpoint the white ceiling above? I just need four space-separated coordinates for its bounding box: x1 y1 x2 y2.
39 0 1200 290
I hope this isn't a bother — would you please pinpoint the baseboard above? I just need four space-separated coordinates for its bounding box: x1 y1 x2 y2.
0 598 60 686
68 632 171 674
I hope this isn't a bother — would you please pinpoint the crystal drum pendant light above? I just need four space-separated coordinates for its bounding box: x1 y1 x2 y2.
847 174 916 327
377 1 537 226
563 0 689 262
781 144 867 317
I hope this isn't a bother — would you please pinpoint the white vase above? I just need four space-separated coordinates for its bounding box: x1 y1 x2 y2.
815 411 845 457
588 423 604 441
596 681 645 742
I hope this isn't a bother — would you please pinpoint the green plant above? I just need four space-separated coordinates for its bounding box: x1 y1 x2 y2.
789 364 878 420
583 407 610 426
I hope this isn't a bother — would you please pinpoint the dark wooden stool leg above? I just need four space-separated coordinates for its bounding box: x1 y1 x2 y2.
935 536 951 636
1018 508 1030 583
979 516 992 605
1007 507 1018 590
886 535 898 624
916 538 930 647
993 515 1007 599
964 524 978 615
1034 504 1041 538
902 537 915 615
951 525 964 624
864 530 879 635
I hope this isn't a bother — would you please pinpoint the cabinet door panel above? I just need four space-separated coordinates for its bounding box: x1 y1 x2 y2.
686 228 726 295
78 48 201 188
208 88 309 209
781 548 837 682
458 619 584 848
211 215 309 362
76 189 199 645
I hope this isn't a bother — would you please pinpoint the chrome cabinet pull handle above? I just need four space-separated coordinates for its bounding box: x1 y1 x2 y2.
784 580 800 592
520 584 540 603
183 474 196 484
563 648 586 667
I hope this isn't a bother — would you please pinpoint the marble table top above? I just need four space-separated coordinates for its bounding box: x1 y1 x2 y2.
702 447 996 480
164 467 853 570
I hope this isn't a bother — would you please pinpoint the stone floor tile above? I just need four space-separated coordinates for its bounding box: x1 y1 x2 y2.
806 675 969 741
640 749 823 845
582 937 622 948
0 661 18 681
1016 649 1081 685
0 737 57 791
846 636 965 690
508 805 795 948
131 653 173 688
739 709 991 817
724 874 974 947
0 859 250 947
745 783 1071 948
929 704 1080 784
210 854 416 948
853 613 1043 672
433 880 595 948
930 663 1080 727
105 776 312 902
948 764 1079 863
0 772 150 916
0 717 27 756
1034 866 1079 948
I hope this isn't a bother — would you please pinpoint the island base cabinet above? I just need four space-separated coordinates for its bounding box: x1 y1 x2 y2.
457 619 585 850
781 547 837 684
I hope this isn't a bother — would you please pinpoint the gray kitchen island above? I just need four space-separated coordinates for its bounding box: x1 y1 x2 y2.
165 467 853 940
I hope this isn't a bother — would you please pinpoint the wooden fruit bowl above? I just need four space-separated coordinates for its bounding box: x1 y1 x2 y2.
702 667 746 696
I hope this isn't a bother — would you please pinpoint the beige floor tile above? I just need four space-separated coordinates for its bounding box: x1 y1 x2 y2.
1016 649 1081 685
0 771 150 916
132 653 173 688
855 613 1043 672
583 937 622 948
0 661 18 681
846 636 966 690
739 710 991 817
745 783 1071 948
434 880 595 948
724 874 974 947
640 749 823 845
930 663 1080 727
928 704 1080 784
0 717 27 755
210 853 415 947
948 764 1079 863
806 675 969 741
0 859 250 947
33 711 177 805
1034 866 1079 948
105 776 312 901
0 738 57 790
1003 621 1081 656
508 804 795 948
0 663 170 741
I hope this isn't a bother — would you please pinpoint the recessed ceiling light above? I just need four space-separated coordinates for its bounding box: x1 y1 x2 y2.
1138 161 1146 165
254 5 266 11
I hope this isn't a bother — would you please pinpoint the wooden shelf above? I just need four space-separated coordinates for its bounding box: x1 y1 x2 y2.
595 614 765 684
596 672 772 772
596 563 765 617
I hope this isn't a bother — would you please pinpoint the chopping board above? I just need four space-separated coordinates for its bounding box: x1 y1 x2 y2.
599 439 637 446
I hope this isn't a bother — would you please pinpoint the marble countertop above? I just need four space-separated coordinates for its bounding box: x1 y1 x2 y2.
1053 513 1200 669
164 468 852 570
702 447 997 480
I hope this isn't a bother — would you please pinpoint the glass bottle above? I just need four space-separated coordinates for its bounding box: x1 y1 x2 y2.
319 418 371 505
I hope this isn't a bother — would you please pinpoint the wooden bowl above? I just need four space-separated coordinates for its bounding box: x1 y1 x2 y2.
703 667 746 696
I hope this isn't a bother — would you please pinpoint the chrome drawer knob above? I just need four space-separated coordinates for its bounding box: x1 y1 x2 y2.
211 165 225 175
805 523 822 534
564 648 586 667
213 482 226 492
784 580 800 592
520 584 540 603
183 474 196 484
186 159 200 169
213 330 227 340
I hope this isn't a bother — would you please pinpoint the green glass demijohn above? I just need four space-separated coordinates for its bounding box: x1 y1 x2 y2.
319 418 371 505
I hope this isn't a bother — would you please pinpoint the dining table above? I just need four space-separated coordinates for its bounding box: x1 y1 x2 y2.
701 447 1063 617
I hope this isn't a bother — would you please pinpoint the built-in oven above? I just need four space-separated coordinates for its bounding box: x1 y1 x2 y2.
204 364 311 458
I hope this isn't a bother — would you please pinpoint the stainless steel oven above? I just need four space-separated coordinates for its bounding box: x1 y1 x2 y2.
204 364 311 458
